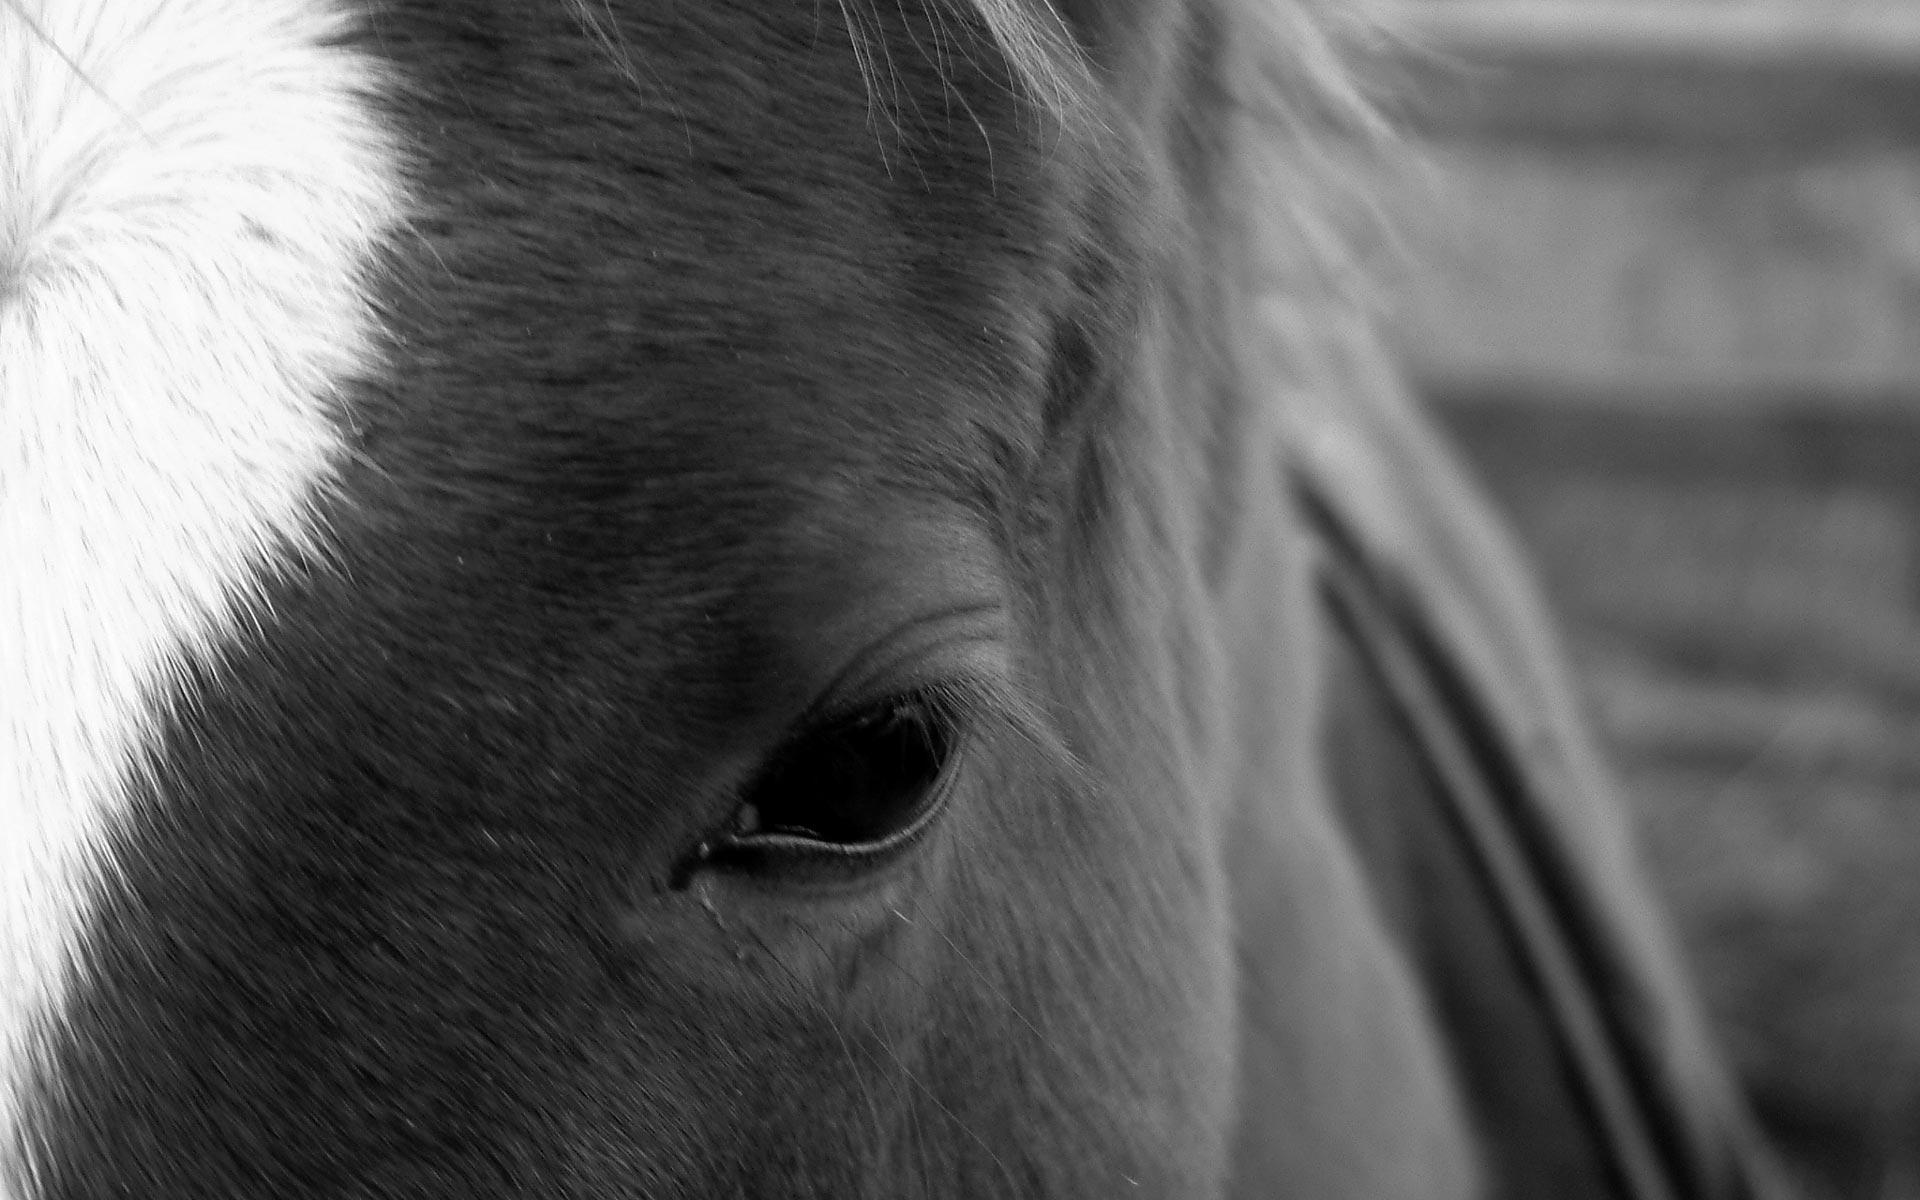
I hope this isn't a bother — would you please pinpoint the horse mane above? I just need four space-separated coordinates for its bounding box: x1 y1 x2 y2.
960 0 1088 120
1211 0 1401 302
956 0 1391 136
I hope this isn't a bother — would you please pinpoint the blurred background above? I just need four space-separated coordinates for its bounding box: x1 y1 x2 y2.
1377 2 1920 1196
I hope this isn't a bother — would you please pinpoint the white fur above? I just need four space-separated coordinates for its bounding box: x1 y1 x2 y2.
0 0 402 1188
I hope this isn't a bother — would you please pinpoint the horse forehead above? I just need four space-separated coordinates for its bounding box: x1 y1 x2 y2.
0 0 400 1182
4 0 1048 1180
365 4 1052 540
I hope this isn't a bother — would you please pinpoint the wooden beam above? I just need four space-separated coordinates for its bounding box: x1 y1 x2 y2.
1381 3 1920 149
1381 143 1920 404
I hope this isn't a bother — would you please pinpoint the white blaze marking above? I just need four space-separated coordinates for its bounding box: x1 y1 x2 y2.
0 0 402 1187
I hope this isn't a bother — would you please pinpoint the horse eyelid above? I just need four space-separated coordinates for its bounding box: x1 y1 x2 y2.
723 733 968 864
677 698 969 883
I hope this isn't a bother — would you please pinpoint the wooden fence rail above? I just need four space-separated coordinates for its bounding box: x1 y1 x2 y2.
1382 3 1920 149
1373 4 1920 408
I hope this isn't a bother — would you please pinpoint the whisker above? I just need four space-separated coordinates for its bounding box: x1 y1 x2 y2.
886 904 1058 1056
778 917 1027 1195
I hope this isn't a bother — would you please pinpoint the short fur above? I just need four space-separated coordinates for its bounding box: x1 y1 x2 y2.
2 1 1779 1197
0 0 398 1185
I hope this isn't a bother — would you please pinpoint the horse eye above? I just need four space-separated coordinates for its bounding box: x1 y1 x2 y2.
708 694 959 871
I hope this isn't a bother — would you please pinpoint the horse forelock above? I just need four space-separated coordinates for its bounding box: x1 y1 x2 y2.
959 0 1090 120
0 0 402 1187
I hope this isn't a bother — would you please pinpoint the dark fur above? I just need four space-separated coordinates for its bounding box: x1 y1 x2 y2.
25 2 1778 1197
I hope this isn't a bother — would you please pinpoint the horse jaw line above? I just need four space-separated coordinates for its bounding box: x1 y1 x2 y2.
0 0 401 1189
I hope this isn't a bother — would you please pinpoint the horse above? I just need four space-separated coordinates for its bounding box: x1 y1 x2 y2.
0 0 1791 1195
